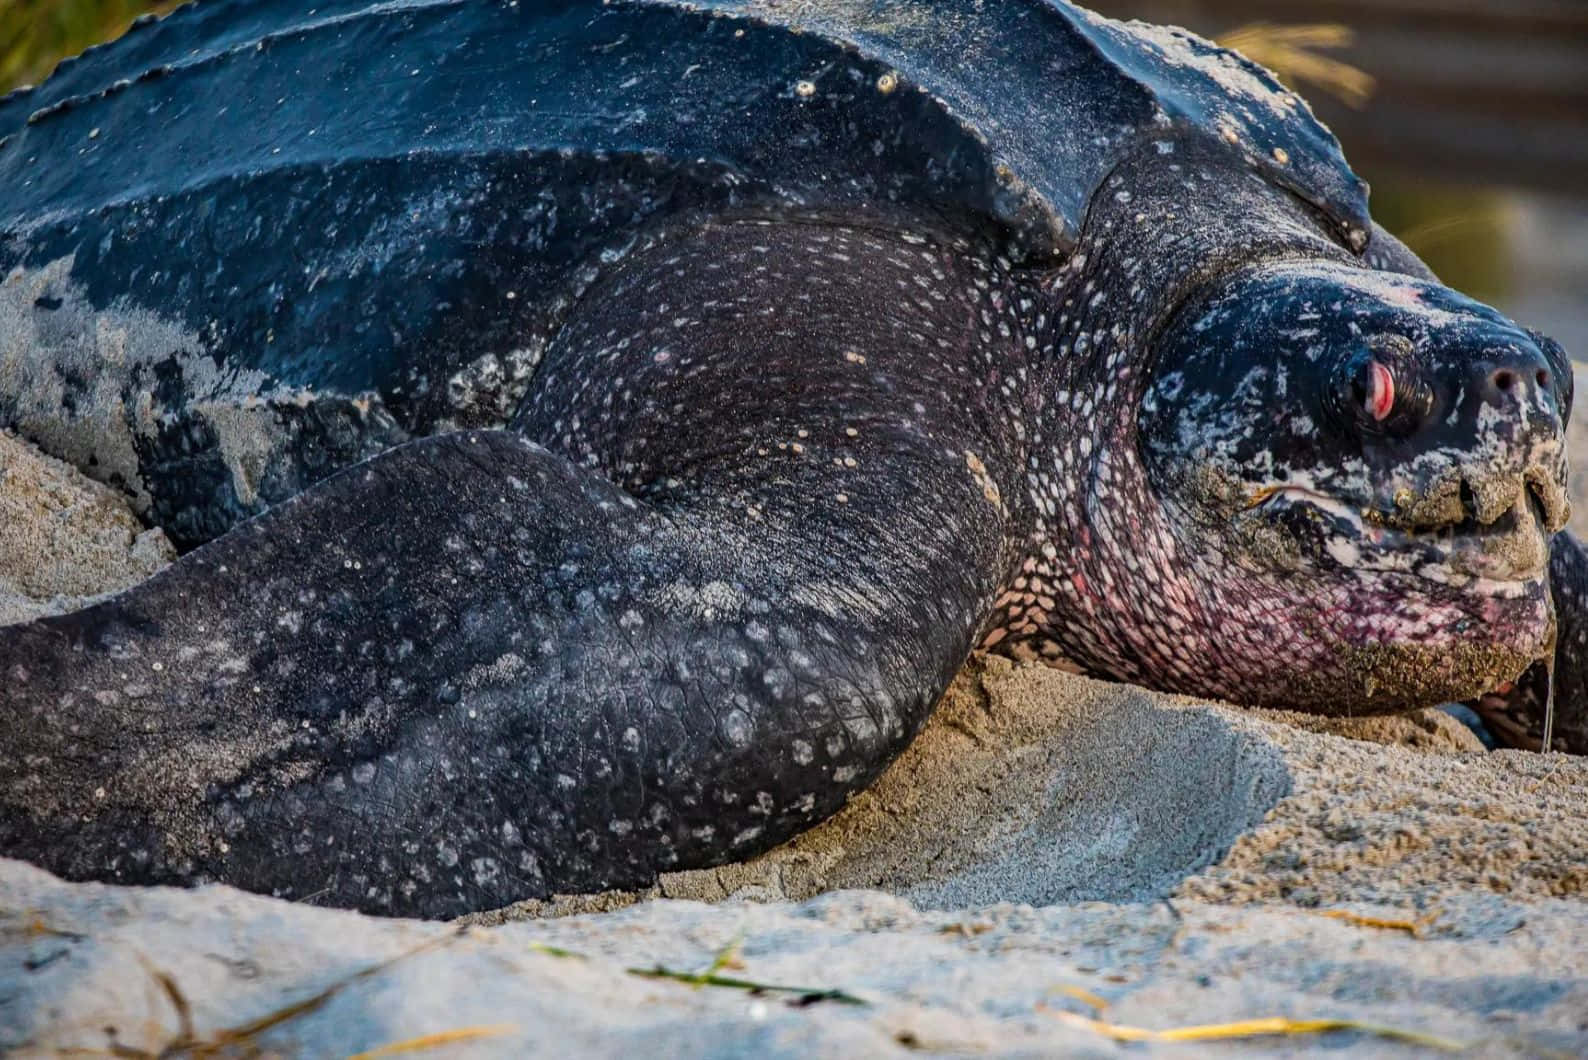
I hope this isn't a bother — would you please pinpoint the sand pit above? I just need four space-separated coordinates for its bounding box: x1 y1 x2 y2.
2 430 1586 1056
658 659 1292 911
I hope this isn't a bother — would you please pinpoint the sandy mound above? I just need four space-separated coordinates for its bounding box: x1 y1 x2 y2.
672 659 1290 911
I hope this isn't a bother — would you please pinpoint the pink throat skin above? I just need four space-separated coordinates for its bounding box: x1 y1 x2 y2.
981 434 1551 709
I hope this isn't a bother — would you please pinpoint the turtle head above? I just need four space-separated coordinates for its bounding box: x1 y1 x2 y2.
1136 260 1571 710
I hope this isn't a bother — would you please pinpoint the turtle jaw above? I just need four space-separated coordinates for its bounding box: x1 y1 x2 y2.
1120 459 1561 712
1245 469 1564 589
1214 477 1560 710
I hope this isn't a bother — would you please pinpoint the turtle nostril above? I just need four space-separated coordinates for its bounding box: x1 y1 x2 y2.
1459 477 1478 522
1472 343 1558 414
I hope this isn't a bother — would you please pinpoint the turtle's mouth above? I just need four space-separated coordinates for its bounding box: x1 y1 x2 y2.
1250 473 1563 589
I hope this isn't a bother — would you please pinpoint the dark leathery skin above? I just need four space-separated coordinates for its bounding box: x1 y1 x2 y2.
0 0 1579 921
0 0 1367 257
977 139 1564 711
1544 531 1588 753
0 0 1367 552
0 218 1024 917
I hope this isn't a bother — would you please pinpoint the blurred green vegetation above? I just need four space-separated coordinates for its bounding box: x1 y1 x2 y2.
1365 180 1512 304
3 0 1513 303
1 0 175 91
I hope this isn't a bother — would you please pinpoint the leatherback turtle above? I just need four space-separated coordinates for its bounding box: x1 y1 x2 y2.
0 0 1581 918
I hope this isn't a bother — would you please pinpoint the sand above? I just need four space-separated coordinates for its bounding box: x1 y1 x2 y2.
0 429 172 626
2 429 1586 1056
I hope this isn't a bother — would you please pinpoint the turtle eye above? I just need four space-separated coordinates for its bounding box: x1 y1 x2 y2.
1336 348 1433 440
1365 359 1395 421
1345 357 1394 424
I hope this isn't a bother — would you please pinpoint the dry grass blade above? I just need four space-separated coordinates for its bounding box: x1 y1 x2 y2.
526 935 863 1005
0 909 86 942
1222 22 1355 51
207 931 463 1047
345 1024 519 1059
1217 22 1376 109
149 967 196 1045
1046 984 1110 1012
80 929 470 1058
690 935 747 984
1397 214 1498 253
1049 1010 1465 1052
1543 650 1558 754
1316 908 1437 937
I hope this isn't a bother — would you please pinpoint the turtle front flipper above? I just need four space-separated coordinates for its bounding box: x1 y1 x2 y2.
0 216 1029 918
0 428 1007 916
